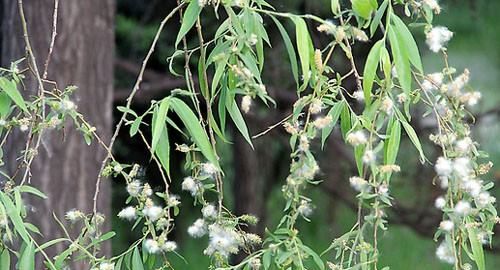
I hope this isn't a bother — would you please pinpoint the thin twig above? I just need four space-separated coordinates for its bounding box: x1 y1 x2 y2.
251 113 293 139
42 0 59 79
92 4 185 214
17 0 48 186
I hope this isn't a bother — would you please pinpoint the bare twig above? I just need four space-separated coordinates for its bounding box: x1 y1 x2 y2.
92 3 185 214
42 0 59 79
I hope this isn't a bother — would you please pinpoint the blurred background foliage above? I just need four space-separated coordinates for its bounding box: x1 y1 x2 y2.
112 0 500 269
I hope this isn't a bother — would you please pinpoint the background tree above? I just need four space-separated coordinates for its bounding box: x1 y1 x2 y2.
1 0 114 268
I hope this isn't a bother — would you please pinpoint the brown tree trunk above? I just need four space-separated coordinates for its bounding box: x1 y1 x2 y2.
233 127 264 234
1 0 114 268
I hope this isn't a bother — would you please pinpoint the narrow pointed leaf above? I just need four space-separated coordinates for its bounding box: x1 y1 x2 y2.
0 78 28 113
363 40 384 106
293 17 311 88
175 1 202 46
391 14 423 72
170 97 219 167
271 16 299 86
226 99 253 148
19 242 35 270
388 27 411 94
132 247 145 270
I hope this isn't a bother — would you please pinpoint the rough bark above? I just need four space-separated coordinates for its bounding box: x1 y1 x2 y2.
1 0 114 268
232 124 265 235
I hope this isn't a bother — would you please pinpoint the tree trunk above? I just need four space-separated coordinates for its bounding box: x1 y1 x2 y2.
1 0 114 268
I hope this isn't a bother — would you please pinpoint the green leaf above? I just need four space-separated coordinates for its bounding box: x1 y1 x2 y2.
391 14 423 72
352 0 377 19
54 247 73 269
384 119 401 166
226 99 253 148
209 112 229 143
262 250 271 269
467 222 486 270
340 103 352 139
362 40 384 106
370 0 389 37
211 57 229 96
218 83 227 136
129 117 142 137
224 6 244 36
169 97 219 167
355 144 365 176
198 51 209 98
380 47 392 79
17 186 47 199
19 242 35 270
116 106 137 117
321 101 344 148
97 231 116 242
400 121 426 162
239 51 261 82
132 247 145 270
175 0 202 47
301 245 325 270
0 92 12 117
114 257 123 270
152 99 171 178
271 17 299 86
293 17 312 88
151 99 169 153
36 238 66 252
388 27 411 94
0 78 28 114
0 191 30 244
331 0 340 15
24 223 41 236
1 249 10 270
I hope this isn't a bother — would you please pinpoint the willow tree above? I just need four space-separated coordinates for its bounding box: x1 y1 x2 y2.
0 0 497 270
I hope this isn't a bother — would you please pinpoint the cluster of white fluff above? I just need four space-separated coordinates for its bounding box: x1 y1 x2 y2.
421 69 481 110
121 180 169 223
362 150 376 164
119 174 179 255
65 209 85 223
188 218 208 238
420 30 496 264
142 203 163 222
202 204 218 219
426 26 453 53
90 262 114 270
241 95 252 114
380 97 394 114
297 200 313 217
309 98 323 114
203 224 242 258
429 71 497 264
422 0 441 14
421 72 444 92
144 238 177 254
202 162 218 176
126 180 143 197
346 130 367 146
435 241 455 264
313 115 333 129
187 217 249 259
117 206 136 221
198 0 214 8
182 176 201 196
349 176 370 193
